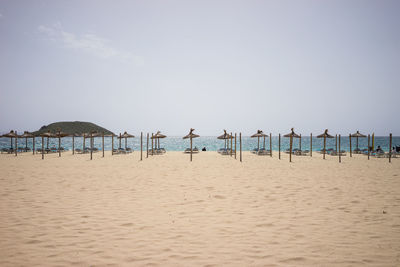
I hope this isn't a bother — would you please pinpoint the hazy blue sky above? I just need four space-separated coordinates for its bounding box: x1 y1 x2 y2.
0 0 399 135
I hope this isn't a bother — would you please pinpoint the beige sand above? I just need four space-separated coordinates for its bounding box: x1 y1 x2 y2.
0 151 399 266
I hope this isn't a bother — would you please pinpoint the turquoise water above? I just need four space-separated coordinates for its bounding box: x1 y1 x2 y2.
1 136 399 152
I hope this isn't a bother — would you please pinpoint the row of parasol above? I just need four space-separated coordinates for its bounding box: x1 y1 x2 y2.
1 130 167 160
1 128 393 162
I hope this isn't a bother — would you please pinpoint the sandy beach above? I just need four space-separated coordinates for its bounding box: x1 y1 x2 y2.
0 151 399 266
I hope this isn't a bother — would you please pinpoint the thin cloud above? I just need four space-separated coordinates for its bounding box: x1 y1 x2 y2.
38 24 142 64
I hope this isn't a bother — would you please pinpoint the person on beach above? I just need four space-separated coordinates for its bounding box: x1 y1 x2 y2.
202 147 206 151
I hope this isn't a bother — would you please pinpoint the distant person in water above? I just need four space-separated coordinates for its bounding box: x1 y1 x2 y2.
202 147 206 151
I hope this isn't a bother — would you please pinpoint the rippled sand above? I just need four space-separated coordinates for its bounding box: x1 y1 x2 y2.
0 151 399 266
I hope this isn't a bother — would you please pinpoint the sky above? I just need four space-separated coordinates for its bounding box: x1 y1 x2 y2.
0 0 399 136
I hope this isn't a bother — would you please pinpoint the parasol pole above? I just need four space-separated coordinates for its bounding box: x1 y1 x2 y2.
278 133 281 160
389 133 392 163
190 135 193 162
42 136 44 160
289 135 293 162
240 132 242 162
90 132 93 160
349 134 352 157
140 132 143 161
151 133 154 156
339 134 341 163
270 133 272 157
15 131 17 156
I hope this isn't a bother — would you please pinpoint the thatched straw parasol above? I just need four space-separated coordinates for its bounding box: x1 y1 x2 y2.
19 131 35 154
350 130 366 152
151 131 167 152
284 128 300 162
317 129 334 159
217 130 233 152
118 131 135 150
2 130 18 156
251 130 268 152
83 132 101 159
54 129 69 157
183 128 200 161
40 131 55 159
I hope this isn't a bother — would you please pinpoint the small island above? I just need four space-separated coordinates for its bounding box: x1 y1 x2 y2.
33 121 114 135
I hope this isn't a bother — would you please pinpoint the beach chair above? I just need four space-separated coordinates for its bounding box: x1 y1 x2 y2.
251 148 259 154
376 151 385 158
218 148 226 154
257 148 271 156
300 150 309 156
184 148 199 154
219 148 230 155
1 148 12 154
154 148 165 155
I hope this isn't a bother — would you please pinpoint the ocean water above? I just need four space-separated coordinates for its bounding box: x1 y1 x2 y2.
1 135 399 152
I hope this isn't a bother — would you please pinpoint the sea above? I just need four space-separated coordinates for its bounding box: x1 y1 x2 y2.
0 135 399 152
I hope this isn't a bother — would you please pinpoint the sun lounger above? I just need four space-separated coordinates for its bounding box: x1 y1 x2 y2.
88 147 99 153
376 151 385 158
1 148 14 154
154 148 165 155
184 148 199 154
251 148 259 154
299 150 309 156
257 148 271 156
218 148 230 155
